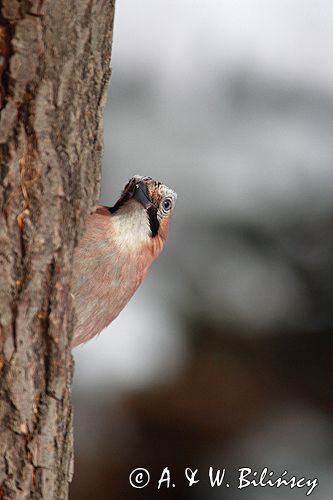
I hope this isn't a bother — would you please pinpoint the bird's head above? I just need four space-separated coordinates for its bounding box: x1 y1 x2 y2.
109 175 177 248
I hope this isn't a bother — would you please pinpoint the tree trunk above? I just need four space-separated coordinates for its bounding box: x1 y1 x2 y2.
0 1 115 498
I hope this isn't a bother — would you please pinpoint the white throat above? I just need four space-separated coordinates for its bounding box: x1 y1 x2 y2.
111 201 151 250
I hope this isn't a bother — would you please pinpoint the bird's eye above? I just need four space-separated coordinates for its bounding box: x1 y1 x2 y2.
162 197 173 212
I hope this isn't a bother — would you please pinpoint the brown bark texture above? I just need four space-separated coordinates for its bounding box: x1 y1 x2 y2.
0 1 115 498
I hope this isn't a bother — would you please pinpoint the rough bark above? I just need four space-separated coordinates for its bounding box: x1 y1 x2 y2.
0 1 115 498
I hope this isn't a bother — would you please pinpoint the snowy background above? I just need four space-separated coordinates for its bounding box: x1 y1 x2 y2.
71 2 333 499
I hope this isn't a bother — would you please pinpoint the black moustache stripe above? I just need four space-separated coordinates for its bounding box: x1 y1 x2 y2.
147 206 159 237
108 190 132 214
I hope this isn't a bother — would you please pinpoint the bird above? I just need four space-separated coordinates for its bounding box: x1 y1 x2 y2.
71 175 177 347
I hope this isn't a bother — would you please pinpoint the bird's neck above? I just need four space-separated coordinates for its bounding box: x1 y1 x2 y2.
110 203 168 264
111 203 151 249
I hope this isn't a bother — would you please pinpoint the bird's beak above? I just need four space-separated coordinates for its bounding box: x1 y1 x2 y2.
132 180 153 209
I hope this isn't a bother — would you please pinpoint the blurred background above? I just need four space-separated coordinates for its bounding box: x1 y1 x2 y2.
71 1 333 498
